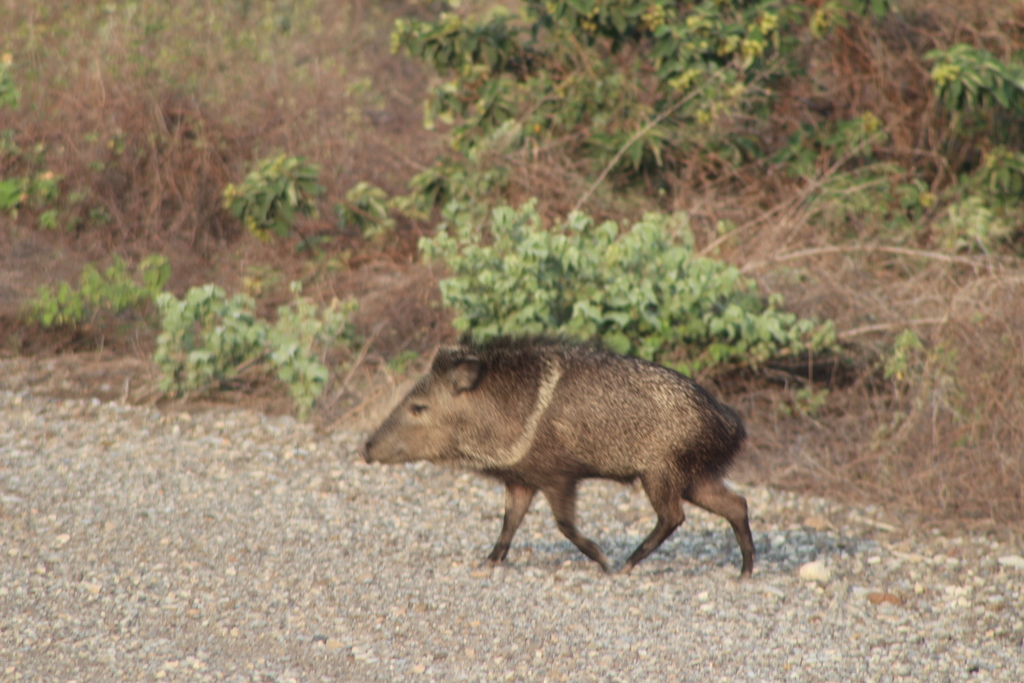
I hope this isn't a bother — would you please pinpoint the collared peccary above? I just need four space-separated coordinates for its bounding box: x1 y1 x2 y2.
362 335 754 577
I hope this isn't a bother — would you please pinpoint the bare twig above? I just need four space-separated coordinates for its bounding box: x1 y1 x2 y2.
740 244 993 274
328 321 387 407
698 188 805 256
837 317 948 340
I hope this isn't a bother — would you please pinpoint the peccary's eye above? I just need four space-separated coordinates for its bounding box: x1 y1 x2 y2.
410 403 428 416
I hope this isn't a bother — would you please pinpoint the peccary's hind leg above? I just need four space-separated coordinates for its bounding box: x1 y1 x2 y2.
621 473 685 574
543 481 611 573
486 482 537 565
685 479 755 578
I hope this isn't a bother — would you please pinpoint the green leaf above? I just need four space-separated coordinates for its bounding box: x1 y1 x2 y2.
602 331 632 355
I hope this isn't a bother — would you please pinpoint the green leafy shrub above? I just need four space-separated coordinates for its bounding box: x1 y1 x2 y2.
770 112 916 236
932 147 1024 254
970 146 1024 203
0 168 73 226
777 386 830 418
773 112 888 179
884 329 925 383
924 43 1024 172
28 282 84 328
0 56 64 222
401 157 510 225
392 0 794 209
222 154 324 240
809 0 893 38
27 255 170 328
154 282 357 417
938 196 1013 254
767 109 1024 254
926 44 1024 113
334 182 395 240
28 170 60 205
895 178 937 223
0 52 18 110
154 285 268 394
421 201 835 375
388 2 1024 265
0 176 25 213
268 281 358 417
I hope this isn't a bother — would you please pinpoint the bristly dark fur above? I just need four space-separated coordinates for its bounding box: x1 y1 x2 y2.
365 334 755 578
456 334 746 481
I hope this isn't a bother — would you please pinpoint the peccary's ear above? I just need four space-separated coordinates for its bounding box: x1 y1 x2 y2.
450 357 483 393
431 345 463 372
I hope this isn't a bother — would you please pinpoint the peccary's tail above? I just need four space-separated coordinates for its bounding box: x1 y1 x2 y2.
698 402 747 481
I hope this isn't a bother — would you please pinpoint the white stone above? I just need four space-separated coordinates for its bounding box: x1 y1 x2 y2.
997 555 1024 570
799 560 831 583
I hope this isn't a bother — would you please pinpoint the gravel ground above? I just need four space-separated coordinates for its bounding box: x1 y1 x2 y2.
2 384 1023 682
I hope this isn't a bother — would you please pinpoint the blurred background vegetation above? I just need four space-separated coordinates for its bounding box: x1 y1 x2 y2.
1 0 1022 526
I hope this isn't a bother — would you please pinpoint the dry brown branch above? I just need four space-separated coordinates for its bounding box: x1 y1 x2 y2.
327 321 387 408
837 317 948 340
740 244 996 274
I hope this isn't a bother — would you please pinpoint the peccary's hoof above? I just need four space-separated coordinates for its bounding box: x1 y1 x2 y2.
485 544 510 566
617 563 634 576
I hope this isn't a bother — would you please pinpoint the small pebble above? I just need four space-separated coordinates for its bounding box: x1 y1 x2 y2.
799 560 831 583
997 555 1024 570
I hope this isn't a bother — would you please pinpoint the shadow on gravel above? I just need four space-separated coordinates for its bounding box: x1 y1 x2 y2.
487 528 874 578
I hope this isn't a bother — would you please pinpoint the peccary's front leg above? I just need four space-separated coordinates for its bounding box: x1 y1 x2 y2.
486 482 537 565
543 480 611 572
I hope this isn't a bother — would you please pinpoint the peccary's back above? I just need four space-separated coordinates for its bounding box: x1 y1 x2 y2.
527 344 745 481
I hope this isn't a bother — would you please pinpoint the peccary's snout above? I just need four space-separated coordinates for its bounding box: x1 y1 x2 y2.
361 437 375 463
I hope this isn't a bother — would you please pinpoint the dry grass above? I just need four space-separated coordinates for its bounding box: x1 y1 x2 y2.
733 265 1024 525
0 1 439 266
